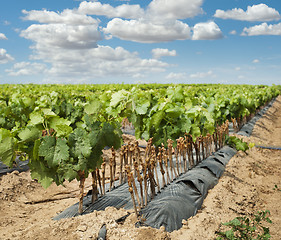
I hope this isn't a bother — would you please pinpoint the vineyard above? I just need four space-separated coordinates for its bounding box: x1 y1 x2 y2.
0 84 281 239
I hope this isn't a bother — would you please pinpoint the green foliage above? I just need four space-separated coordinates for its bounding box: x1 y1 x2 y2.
0 100 122 189
225 135 249 152
216 210 272 240
0 129 15 167
0 83 279 188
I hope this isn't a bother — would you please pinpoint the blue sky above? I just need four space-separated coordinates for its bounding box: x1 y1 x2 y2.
0 0 281 85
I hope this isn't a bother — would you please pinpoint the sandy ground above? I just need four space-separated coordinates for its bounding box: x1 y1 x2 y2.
0 96 280 240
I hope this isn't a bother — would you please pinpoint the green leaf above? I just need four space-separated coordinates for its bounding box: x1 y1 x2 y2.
191 125 201 139
225 135 249 152
203 110 215 123
39 175 54 189
46 117 73 137
41 108 57 118
173 86 184 102
75 121 85 129
236 141 249 152
30 162 54 189
0 128 11 142
165 105 182 119
181 118 192 133
29 111 44 125
110 90 128 108
0 117 5 127
63 167 78 182
49 117 71 129
151 110 165 129
55 125 73 137
74 157 88 171
68 128 92 160
185 99 193 111
100 123 122 150
203 122 215 135
53 138 69 165
187 106 201 115
38 136 56 167
39 136 69 168
84 100 102 115
0 136 15 167
135 100 150 115
18 126 41 142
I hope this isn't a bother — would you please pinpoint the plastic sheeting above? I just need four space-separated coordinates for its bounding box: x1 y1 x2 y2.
54 146 237 233
138 146 236 232
0 156 29 177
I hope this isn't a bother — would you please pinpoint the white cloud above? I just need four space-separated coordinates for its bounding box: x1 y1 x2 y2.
21 23 101 49
18 1 224 82
235 67 241 71
152 48 176 59
20 7 173 82
253 59 260 63
104 18 191 43
16 34 170 81
78 0 203 20
44 46 169 81
77 0 222 43
21 9 102 50
242 22 281 36
229 30 237 35
95 0 206 43
214 4 280 22
0 49 14 64
190 70 214 78
78 1 144 19
147 0 203 20
192 21 223 40
6 62 47 76
166 72 186 80
22 9 98 25
0 33 8 40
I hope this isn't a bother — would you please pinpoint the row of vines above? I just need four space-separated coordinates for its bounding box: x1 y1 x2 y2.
0 84 280 205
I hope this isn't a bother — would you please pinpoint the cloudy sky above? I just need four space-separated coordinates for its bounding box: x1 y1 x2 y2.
0 0 281 85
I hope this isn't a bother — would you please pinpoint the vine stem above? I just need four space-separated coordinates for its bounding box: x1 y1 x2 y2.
78 170 85 214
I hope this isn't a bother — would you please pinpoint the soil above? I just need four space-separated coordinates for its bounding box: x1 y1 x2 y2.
0 96 280 240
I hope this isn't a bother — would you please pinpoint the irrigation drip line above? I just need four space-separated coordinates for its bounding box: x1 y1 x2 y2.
255 145 281 150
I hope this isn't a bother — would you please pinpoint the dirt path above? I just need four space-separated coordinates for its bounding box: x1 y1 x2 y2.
0 96 280 240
